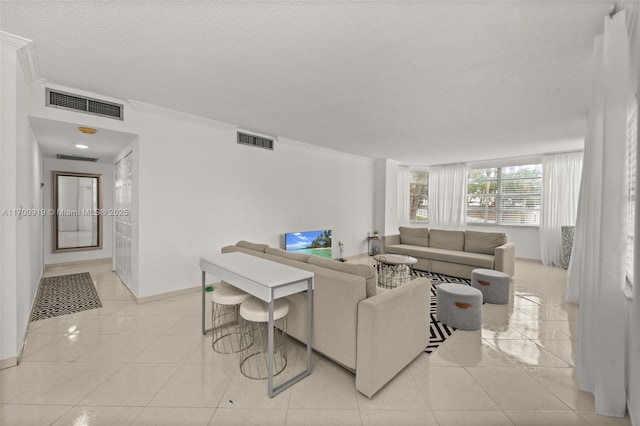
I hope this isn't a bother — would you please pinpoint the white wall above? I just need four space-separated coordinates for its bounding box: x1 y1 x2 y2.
134 106 375 298
1 35 21 366
373 159 387 236
627 2 639 424
1 34 44 365
383 159 402 235
15 64 43 366
43 158 114 265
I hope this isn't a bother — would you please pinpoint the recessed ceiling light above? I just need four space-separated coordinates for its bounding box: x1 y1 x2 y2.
75 144 89 149
78 127 96 134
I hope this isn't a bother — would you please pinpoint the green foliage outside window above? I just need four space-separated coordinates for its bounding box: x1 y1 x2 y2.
410 171 429 221
467 165 542 225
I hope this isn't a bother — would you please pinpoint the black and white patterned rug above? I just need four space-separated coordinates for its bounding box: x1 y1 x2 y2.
411 270 472 354
30 272 102 321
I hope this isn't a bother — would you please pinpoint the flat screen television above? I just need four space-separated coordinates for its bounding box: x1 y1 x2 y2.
284 229 332 259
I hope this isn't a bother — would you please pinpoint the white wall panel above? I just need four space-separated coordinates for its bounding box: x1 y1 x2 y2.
133 109 375 297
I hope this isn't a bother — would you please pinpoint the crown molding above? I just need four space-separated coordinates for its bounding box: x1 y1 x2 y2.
127 100 237 130
1 31 46 85
277 136 376 163
17 42 46 85
0 31 30 49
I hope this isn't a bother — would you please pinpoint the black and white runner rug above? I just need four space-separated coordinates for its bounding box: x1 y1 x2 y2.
30 272 102 321
411 270 472 354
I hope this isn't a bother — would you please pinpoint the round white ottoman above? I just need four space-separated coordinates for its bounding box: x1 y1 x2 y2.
211 283 253 354
471 269 510 304
239 297 289 380
436 283 483 330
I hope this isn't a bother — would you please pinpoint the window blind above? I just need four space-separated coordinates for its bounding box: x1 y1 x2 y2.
499 165 542 225
467 165 541 225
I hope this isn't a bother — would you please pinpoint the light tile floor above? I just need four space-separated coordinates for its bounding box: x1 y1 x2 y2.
0 258 633 425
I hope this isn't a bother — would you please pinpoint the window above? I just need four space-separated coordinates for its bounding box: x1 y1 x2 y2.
467 168 498 223
627 94 637 283
467 164 542 225
410 170 428 221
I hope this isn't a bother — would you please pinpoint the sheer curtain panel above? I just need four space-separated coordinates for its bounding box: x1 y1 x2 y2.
540 152 583 266
567 10 629 417
428 164 467 230
397 166 410 227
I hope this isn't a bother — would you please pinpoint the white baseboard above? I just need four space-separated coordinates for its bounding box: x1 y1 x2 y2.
45 257 112 270
134 285 202 304
18 269 44 365
515 257 543 264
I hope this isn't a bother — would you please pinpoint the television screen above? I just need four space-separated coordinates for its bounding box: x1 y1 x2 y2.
285 230 332 259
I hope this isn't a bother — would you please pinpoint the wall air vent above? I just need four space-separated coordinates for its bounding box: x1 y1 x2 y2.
46 88 124 120
56 154 99 162
237 131 274 151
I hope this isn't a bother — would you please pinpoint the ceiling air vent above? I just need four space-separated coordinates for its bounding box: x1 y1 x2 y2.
46 88 124 120
57 154 99 162
237 131 274 151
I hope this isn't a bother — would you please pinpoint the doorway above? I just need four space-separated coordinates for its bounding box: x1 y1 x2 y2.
114 152 133 286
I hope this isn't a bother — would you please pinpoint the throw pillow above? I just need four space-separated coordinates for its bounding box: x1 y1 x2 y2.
464 231 506 255
236 240 269 252
399 227 429 246
429 229 465 251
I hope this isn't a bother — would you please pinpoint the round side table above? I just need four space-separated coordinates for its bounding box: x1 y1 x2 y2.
373 254 417 288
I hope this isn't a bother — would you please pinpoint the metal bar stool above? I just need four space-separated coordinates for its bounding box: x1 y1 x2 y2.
238 297 289 380
211 282 253 354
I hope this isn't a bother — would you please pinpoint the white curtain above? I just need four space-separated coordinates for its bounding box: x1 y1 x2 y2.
428 164 467 230
540 152 583 266
567 10 629 417
397 166 410 227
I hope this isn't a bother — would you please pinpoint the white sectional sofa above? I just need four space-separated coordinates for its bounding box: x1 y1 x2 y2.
383 227 515 279
220 241 431 398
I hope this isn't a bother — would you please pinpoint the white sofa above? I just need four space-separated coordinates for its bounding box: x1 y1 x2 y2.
383 227 515 279
220 241 431 398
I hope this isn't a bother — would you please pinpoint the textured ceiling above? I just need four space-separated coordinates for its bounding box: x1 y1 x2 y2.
1 1 611 165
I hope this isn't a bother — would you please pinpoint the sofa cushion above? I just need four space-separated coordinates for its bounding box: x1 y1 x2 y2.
236 240 269 252
429 229 465 251
399 227 429 247
307 256 377 297
385 244 494 269
420 247 494 269
464 231 506 255
265 247 311 263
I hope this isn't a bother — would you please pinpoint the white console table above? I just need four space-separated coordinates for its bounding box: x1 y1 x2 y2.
200 252 314 397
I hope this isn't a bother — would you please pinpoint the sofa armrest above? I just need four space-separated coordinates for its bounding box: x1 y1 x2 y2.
495 242 515 277
356 277 431 398
382 234 400 252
